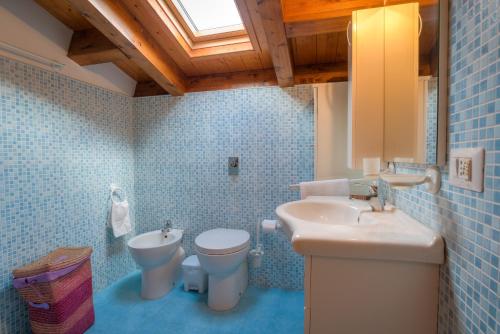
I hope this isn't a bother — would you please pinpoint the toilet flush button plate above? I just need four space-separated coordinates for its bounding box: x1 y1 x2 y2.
448 148 484 192
228 157 239 175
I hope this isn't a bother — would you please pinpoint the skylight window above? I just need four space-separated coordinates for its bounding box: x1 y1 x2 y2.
173 0 243 33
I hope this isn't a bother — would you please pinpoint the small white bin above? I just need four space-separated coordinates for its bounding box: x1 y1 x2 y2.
182 255 208 293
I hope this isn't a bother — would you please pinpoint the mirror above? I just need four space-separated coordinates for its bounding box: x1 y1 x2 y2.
346 0 448 167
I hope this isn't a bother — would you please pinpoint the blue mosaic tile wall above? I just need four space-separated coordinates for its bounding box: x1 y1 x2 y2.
1 1 497 333
133 87 313 290
426 77 438 164
390 1 499 333
0 57 137 333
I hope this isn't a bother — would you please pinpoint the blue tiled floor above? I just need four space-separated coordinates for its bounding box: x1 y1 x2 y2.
87 272 304 334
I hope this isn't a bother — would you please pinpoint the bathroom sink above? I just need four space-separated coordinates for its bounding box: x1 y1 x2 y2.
276 197 372 226
276 196 444 264
276 197 374 239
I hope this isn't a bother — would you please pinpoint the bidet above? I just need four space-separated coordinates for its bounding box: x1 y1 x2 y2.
128 229 185 299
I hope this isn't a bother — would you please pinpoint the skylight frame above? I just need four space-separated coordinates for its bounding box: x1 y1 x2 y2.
167 0 247 42
152 0 258 59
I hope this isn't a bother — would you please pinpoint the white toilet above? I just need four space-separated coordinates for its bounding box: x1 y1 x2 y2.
195 228 250 311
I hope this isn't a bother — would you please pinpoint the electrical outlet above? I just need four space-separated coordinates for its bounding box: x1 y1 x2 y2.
456 157 472 181
449 148 484 192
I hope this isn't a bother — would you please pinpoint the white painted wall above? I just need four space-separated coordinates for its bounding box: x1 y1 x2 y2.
0 0 137 96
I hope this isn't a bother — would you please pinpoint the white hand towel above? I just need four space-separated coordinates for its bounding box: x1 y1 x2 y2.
110 200 132 238
299 178 350 200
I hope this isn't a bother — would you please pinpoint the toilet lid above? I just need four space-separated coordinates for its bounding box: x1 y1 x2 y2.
195 228 250 255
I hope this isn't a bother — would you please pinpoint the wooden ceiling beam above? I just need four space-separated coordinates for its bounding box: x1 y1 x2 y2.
67 28 153 82
244 0 274 68
134 81 167 97
66 0 187 95
67 28 125 65
284 2 439 39
34 0 93 30
188 69 278 93
34 2 154 82
184 63 346 94
285 17 351 38
294 62 348 84
114 60 151 82
119 0 193 65
281 0 438 23
135 62 347 96
256 0 294 87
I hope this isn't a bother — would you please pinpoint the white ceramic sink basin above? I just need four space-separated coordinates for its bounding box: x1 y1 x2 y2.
277 198 372 226
276 196 444 264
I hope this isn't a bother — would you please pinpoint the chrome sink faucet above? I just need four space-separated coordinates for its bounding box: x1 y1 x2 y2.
161 220 172 238
368 181 387 212
369 192 386 212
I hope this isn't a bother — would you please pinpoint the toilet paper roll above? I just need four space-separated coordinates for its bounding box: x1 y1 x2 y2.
261 220 278 233
363 157 381 176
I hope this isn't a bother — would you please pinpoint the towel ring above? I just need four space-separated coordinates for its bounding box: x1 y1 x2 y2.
110 184 127 204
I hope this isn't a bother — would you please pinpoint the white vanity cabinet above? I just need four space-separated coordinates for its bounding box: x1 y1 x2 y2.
303 255 440 334
275 197 443 334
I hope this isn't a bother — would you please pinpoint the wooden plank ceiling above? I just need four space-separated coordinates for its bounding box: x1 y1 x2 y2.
34 0 438 96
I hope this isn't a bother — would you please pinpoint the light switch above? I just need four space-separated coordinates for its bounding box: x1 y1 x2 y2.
449 148 484 192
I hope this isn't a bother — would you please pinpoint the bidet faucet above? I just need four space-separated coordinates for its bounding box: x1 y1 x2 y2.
161 220 172 238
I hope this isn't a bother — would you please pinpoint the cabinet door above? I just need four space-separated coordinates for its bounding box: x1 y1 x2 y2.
383 3 420 162
349 7 385 169
349 3 420 167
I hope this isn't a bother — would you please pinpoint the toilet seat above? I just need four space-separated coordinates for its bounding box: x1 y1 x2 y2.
195 228 250 255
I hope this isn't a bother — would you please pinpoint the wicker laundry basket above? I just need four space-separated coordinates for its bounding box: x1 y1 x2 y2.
13 247 95 334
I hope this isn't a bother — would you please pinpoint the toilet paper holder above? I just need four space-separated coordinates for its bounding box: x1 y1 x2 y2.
249 219 281 268
261 219 281 233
